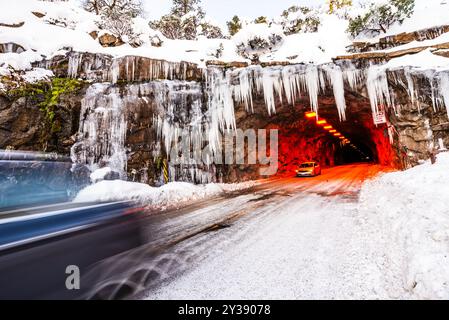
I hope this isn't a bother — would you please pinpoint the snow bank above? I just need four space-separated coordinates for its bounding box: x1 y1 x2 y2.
358 152 449 299
74 180 257 209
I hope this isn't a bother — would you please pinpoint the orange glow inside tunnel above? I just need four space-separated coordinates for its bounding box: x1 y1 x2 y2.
305 112 317 118
316 120 327 125
324 126 333 130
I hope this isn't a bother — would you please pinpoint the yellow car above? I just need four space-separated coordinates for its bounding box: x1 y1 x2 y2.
296 162 322 177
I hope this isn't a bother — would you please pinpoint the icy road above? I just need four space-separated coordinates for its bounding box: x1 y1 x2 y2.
91 164 410 300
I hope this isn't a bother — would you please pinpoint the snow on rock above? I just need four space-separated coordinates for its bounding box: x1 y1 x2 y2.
232 23 285 60
89 167 113 183
358 152 449 299
74 180 257 209
21 67 54 83
268 14 350 65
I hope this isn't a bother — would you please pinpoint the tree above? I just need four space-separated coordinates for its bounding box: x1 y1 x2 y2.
254 16 268 24
150 0 223 40
227 15 242 36
170 0 202 16
83 0 144 42
84 0 143 18
279 6 320 35
347 0 415 38
328 0 352 14
199 22 224 39
234 23 285 63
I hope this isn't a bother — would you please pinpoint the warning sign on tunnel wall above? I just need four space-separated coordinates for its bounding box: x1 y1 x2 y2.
373 110 387 125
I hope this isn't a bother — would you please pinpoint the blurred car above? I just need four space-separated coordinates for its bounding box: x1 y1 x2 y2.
0 150 145 299
0 200 145 299
295 161 322 177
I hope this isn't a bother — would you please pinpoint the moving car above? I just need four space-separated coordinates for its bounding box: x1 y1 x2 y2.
0 150 145 299
296 161 322 177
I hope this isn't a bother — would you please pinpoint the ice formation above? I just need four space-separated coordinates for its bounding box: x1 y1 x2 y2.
366 65 394 116
71 83 127 179
70 54 449 185
68 52 83 79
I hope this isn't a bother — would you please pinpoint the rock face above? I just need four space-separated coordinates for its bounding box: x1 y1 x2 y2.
98 33 124 47
34 51 204 83
3 43 449 185
0 87 86 154
385 70 449 167
347 25 449 53
0 43 25 53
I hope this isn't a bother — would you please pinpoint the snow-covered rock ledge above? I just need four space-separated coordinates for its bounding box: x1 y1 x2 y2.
358 152 449 299
74 180 258 211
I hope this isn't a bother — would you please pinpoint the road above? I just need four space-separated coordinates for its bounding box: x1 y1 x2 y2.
84 163 405 300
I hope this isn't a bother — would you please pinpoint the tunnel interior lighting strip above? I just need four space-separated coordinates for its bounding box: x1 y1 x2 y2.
305 111 317 118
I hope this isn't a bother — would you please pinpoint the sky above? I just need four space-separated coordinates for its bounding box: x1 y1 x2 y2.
144 0 322 25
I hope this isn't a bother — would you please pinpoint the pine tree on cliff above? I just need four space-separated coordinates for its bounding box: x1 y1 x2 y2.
83 0 144 42
170 0 203 16
347 0 415 38
227 15 242 36
150 0 223 40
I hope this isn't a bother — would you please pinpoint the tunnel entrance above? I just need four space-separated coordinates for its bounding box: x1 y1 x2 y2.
234 89 398 178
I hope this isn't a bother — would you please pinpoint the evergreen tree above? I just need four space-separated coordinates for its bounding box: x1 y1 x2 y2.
347 0 415 38
279 6 320 35
83 0 144 42
254 16 268 24
227 15 242 36
150 0 223 40
328 0 352 14
171 0 202 16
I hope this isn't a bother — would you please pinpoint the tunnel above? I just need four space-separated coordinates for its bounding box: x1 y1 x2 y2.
233 86 398 178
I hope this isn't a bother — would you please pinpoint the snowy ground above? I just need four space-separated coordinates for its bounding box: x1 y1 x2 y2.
140 163 401 300
358 152 449 299
74 179 258 211
97 158 449 300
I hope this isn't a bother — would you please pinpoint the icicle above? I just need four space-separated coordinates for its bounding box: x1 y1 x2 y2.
125 56 135 82
325 65 347 121
110 58 120 84
301 65 320 113
206 68 236 155
342 64 365 91
404 67 419 111
68 52 83 78
71 83 127 178
366 65 393 116
438 72 449 118
281 65 302 106
260 68 282 115
233 68 254 112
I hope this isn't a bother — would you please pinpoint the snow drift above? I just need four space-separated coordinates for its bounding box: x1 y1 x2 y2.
74 180 257 210
358 152 449 299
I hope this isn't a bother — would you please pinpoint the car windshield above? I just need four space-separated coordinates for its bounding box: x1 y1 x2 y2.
0 150 85 209
300 163 314 168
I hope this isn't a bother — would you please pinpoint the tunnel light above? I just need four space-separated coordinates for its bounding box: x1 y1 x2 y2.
324 125 333 130
329 130 337 133
316 119 327 125
334 133 341 137
339 136 345 140
305 111 317 118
